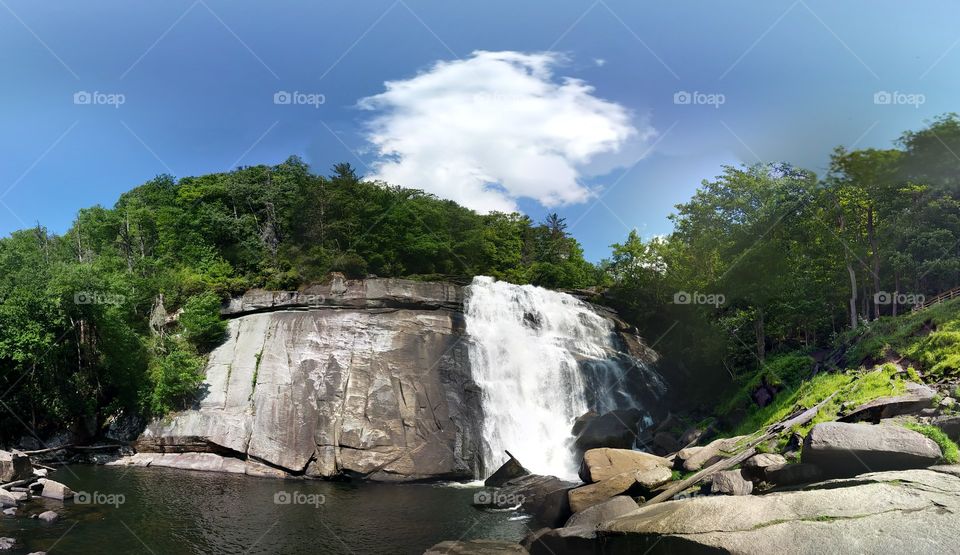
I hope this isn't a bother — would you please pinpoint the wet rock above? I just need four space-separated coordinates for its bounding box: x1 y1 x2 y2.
2 508 15 516
0 450 32 482
6 492 28 503
0 538 13 551
423 540 527 554
0 491 17 508
578 448 670 483
803 422 941 476
37 479 73 500
484 453 529 487
573 409 643 451
652 432 680 454
710 470 753 495
564 495 638 529
36 511 58 523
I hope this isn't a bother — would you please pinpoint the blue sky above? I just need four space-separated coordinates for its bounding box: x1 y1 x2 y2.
2 0 959 261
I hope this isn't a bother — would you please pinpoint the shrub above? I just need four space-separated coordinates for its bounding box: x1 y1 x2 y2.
179 292 227 350
146 346 205 415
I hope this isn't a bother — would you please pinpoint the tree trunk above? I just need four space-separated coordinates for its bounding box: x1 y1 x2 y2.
755 308 765 364
847 263 858 330
867 205 882 320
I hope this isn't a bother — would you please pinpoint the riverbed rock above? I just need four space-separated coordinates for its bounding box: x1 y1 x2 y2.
484 454 529 487
0 538 13 551
36 479 73 500
578 448 670 483
0 491 17 508
573 409 644 451
564 495 638 529
764 463 823 486
709 469 753 495
423 540 527 554
599 467 960 553
840 382 936 423
803 422 941 476
1 508 14 516
0 450 31 482
36 511 58 523
568 472 637 513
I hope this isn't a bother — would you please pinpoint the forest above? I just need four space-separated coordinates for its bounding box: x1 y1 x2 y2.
1 114 958 440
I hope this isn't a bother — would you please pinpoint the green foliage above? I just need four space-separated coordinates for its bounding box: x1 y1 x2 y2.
146 344 205 415
903 422 960 463
179 292 228 350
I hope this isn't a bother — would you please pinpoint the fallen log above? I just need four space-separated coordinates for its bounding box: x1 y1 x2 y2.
643 391 839 507
22 443 121 456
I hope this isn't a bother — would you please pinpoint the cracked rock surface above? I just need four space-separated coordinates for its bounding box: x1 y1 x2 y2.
598 466 960 554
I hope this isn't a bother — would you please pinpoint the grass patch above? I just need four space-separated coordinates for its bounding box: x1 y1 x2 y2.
902 422 960 464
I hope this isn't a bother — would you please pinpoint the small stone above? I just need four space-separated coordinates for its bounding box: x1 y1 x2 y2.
2 508 15 516
37 510 58 523
0 491 17 508
940 397 956 409
0 537 14 551
37 479 73 500
710 470 753 495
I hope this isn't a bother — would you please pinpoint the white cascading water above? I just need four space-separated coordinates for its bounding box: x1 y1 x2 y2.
465 276 654 480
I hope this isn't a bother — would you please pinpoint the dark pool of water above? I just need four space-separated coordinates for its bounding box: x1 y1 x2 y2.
0 466 531 554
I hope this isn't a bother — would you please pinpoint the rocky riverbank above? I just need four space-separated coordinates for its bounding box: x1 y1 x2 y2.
430 374 960 554
0 449 78 553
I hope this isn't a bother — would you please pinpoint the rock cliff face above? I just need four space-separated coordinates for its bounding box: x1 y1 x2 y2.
138 277 483 481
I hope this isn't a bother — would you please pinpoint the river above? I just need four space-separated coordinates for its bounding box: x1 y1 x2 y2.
1 466 529 554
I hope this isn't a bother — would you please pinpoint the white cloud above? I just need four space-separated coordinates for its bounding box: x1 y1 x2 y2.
358 51 654 213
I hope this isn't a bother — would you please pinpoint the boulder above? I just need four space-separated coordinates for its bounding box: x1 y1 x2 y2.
564 495 638 529
525 526 597 555
1 508 14 516
0 538 13 551
423 540 527 554
568 471 638 513
710 470 753 495
573 409 643 451
570 412 597 436
633 466 673 490
741 453 788 481
37 479 73 500
677 435 749 471
6 492 27 503
764 463 823 486
484 454 529 487
578 448 670 483
933 415 960 441
840 382 936 423
803 422 941 476
36 511 58 523
0 491 17 508
475 474 576 527
652 432 680 454
599 467 960 553
0 450 32 482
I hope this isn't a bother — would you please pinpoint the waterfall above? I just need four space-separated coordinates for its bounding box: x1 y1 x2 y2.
465 276 660 480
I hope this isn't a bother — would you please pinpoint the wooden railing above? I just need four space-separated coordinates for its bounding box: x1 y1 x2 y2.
912 285 960 312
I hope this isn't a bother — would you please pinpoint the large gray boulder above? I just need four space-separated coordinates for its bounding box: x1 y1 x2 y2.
599 467 960 553
740 453 787 481
137 279 484 481
710 470 753 495
564 495 638 529
573 409 644 451
578 448 670 483
0 451 31 482
803 422 941 476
